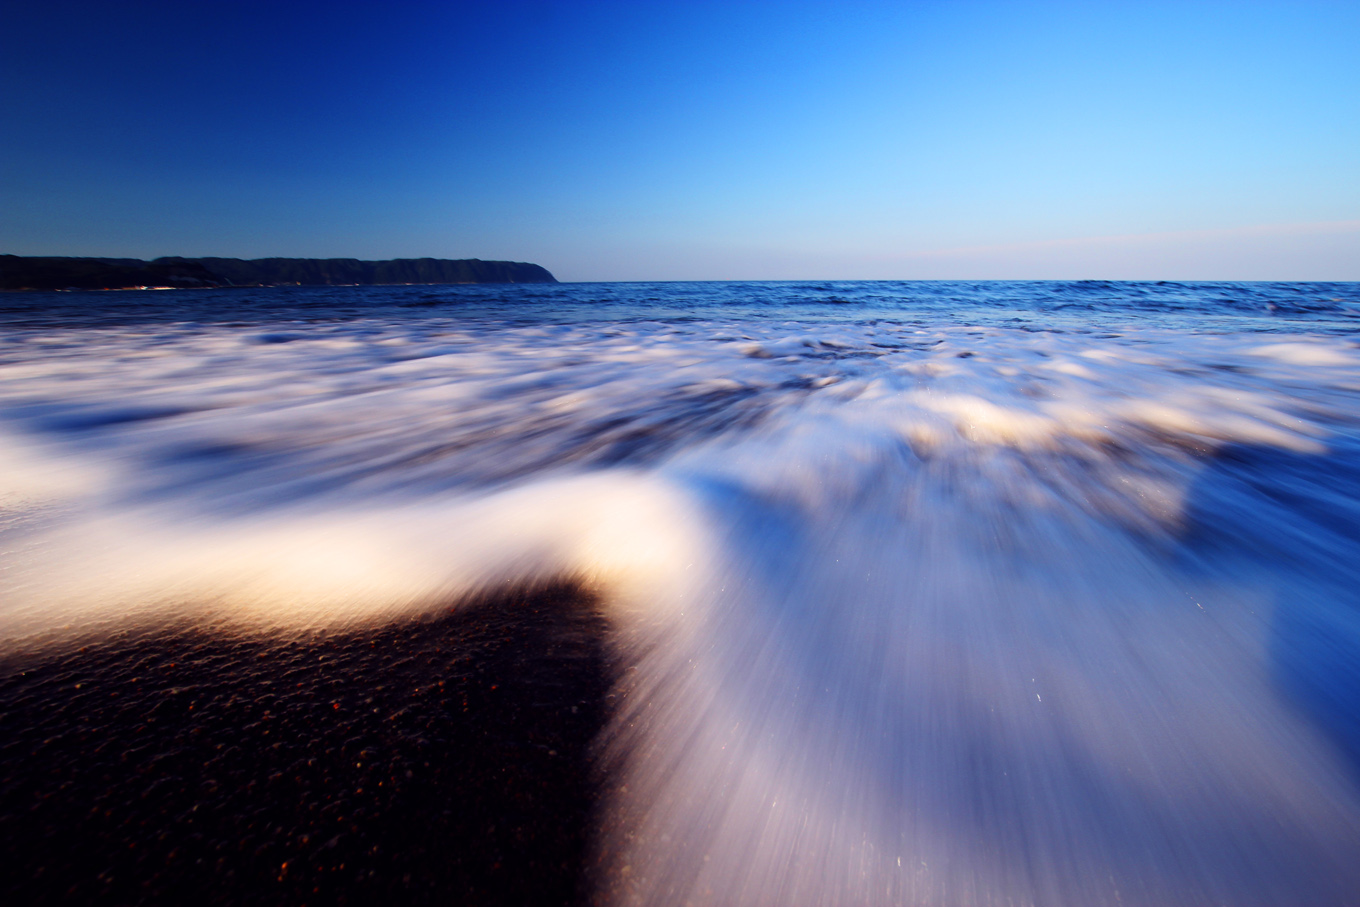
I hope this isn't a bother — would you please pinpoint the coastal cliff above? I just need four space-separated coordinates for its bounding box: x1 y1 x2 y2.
0 256 557 290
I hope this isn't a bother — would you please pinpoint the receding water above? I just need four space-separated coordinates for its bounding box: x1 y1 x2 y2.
3 281 1360 905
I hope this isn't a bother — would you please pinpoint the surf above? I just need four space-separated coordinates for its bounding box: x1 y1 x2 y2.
3 287 1360 904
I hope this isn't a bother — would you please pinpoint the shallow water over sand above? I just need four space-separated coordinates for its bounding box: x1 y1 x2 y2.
3 281 1360 904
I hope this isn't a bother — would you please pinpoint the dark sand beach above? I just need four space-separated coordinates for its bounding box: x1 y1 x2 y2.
0 585 611 906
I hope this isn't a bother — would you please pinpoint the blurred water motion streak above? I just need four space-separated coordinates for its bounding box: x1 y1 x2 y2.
1 281 1360 905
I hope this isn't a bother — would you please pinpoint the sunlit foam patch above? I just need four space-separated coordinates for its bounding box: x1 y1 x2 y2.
1248 341 1359 367
876 383 1326 459
0 472 716 645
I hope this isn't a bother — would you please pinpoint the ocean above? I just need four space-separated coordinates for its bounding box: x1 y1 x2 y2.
2 280 1360 905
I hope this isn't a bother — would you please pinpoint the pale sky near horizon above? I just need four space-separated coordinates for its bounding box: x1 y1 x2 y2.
2 1 1357 281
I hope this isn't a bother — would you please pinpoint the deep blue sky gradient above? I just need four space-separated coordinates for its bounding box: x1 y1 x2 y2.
3 1 1357 280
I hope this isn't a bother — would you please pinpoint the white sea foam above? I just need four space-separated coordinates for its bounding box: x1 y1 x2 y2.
1249 340 1359 366
2 316 1360 904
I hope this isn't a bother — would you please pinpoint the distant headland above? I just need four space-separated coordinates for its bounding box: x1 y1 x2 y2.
0 256 557 290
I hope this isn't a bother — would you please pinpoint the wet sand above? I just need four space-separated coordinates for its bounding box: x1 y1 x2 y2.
0 584 612 906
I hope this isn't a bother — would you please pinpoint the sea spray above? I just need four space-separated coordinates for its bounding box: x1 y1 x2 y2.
3 282 1360 904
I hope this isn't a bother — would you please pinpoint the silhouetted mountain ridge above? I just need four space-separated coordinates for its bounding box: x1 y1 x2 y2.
0 255 556 290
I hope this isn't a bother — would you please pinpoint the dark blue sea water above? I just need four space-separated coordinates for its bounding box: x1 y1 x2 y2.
3 280 1360 905
4 279 1360 331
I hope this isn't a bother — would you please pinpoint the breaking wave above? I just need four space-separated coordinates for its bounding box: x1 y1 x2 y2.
3 284 1360 904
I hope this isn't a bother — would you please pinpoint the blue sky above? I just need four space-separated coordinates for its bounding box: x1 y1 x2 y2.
2 1 1357 280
